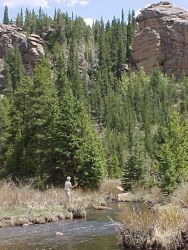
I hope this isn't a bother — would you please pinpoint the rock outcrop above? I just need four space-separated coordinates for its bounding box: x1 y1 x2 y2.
132 1 188 77
0 24 45 90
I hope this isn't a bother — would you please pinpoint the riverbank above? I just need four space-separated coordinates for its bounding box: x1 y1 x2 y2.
117 183 188 250
0 185 94 227
118 204 188 250
2 179 188 250
0 179 120 228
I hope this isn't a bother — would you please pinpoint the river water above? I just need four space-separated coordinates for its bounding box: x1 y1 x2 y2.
0 204 124 250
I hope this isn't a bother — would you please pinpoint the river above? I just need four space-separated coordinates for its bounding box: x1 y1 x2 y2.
0 203 126 250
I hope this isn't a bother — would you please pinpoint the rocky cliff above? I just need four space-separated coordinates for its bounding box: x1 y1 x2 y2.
132 1 188 77
0 24 45 90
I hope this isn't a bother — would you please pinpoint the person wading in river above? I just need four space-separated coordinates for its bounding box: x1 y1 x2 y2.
64 176 76 206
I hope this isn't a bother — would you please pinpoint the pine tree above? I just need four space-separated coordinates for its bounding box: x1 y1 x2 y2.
50 90 106 188
76 108 106 189
126 10 137 63
98 31 110 97
158 110 188 193
3 6 9 25
2 62 13 98
47 90 82 185
122 125 148 191
0 96 10 175
24 9 38 34
6 58 59 184
53 42 69 97
67 34 83 99
5 47 25 90
5 77 35 177
16 9 23 27
89 72 104 127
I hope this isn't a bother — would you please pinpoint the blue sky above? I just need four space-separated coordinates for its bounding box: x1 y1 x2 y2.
0 0 188 25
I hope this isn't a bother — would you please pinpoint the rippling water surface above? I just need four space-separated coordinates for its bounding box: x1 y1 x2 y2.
0 204 124 250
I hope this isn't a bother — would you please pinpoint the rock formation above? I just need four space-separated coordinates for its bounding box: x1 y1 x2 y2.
132 1 188 77
0 24 45 90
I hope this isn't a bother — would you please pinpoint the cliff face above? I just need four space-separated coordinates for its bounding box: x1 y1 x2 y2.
132 1 188 77
0 24 45 90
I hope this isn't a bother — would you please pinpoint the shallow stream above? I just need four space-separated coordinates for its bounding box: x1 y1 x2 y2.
0 203 129 250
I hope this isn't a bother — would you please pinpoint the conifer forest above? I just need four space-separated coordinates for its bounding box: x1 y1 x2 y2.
1 6 188 193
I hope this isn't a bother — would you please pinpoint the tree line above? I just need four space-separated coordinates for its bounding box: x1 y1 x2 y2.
1 6 188 193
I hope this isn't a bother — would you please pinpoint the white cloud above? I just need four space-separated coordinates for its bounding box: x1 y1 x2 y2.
63 0 89 7
80 0 88 7
1 0 49 8
1 0 89 8
84 17 94 27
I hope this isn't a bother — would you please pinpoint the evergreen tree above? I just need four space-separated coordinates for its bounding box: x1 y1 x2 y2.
16 9 23 27
5 47 25 90
3 6 9 25
122 125 148 191
0 96 10 175
103 129 125 178
126 10 137 63
98 22 110 96
53 42 69 97
49 90 82 185
158 110 188 193
5 77 34 177
2 62 13 98
90 74 104 127
67 34 84 99
76 109 106 189
6 58 59 184
50 90 106 188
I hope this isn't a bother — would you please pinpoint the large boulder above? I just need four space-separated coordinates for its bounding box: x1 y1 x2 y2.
132 1 188 77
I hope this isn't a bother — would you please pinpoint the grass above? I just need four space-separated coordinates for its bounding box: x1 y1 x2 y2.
103 181 188 249
1 178 188 249
170 182 188 208
99 178 122 196
118 202 187 249
0 180 108 227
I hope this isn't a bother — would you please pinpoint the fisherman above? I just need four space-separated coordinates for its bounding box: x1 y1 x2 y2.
64 176 76 199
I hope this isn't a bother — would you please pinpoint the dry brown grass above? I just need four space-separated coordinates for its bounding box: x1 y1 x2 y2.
131 185 166 204
170 182 188 208
0 181 65 212
68 189 106 211
118 203 187 249
0 181 107 224
99 178 122 196
0 181 74 227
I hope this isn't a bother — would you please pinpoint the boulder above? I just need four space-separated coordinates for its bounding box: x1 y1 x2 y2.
132 1 188 77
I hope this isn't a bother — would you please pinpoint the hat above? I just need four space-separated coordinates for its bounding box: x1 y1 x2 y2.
67 176 71 180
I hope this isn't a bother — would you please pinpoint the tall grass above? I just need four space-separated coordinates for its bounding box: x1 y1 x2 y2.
0 181 106 214
99 178 122 196
0 180 109 227
170 182 188 208
118 203 187 249
0 181 64 211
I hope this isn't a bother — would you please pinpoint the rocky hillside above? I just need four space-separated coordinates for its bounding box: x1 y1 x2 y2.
132 1 188 78
0 24 45 90
2 1 188 89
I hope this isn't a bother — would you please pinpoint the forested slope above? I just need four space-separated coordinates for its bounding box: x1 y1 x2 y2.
0 6 188 193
